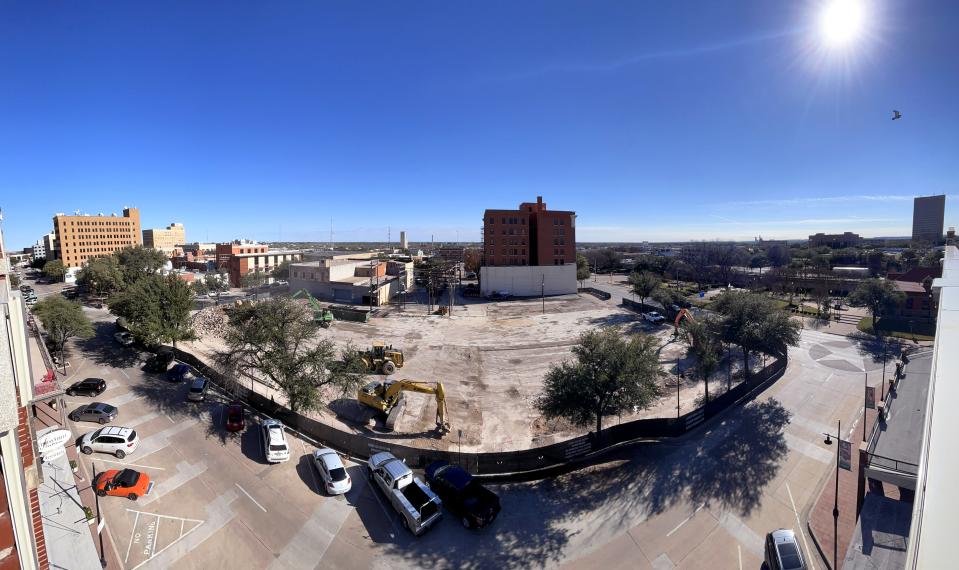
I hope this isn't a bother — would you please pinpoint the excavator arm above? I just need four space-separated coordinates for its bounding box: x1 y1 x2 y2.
381 380 451 432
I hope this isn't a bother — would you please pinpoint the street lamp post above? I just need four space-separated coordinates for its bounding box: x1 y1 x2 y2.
823 421 841 570
92 462 107 568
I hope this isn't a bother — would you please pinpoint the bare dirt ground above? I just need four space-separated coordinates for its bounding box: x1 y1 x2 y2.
184 293 752 453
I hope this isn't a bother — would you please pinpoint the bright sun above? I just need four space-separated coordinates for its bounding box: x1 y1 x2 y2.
820 0 866 47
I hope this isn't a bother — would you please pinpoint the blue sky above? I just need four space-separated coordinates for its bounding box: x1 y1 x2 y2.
1 1 957 248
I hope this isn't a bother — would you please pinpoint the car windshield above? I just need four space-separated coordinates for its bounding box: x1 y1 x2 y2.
777 542 803 570
329 467 348 482
190 380 205 391
228 409 241 420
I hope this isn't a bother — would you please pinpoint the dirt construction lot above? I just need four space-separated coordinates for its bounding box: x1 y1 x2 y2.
186 293 708 453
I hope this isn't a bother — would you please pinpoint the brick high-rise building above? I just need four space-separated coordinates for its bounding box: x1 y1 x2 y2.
483 196 576 266
912 194 946 244
52 207 142 267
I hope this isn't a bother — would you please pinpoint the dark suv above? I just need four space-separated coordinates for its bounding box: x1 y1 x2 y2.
69 403 119 424
145 349 175 373
66 378 107 397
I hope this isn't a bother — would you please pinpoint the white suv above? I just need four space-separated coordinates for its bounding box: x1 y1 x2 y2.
261 420 290 463
79 426 140 459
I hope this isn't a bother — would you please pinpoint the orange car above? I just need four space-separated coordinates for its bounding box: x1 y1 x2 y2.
94 469 152 501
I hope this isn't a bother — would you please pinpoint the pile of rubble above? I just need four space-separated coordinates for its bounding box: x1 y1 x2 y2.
191 306 229 338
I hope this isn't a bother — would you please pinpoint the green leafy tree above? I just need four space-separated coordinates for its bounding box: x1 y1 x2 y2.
712 291 800 379
576 254 590 287
681 319 721 402
218 297 367 413
110 274 195 348
536 328 662 437
629 272 661 309
848 278 905 334
115 246 168 286
205 270 229 305
42 259 67 283
241 269 267 300
77 256 124 298
652 287 684 319
271 260 292 281
31 296 94 371
191 279 209 297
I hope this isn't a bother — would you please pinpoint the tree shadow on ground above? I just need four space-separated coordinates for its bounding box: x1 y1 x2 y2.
124 374 201 422
76 322 143 370
380 398 791 570
848 331 904 364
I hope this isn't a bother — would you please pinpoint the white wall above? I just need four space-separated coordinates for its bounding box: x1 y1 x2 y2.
480 264 577 297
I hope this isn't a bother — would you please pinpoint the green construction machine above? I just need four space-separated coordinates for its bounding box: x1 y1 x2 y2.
292 289 335 328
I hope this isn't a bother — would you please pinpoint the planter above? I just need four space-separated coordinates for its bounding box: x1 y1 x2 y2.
69 459 78 473
83 506 95 525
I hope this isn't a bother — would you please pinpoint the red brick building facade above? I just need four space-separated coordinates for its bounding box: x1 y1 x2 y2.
483 197 575 267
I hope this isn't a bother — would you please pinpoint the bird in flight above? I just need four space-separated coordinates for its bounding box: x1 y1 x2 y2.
892 110 902 120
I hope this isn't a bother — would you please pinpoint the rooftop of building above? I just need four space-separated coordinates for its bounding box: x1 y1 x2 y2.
231 249 305 258
894 281 928 294
906 245 959 567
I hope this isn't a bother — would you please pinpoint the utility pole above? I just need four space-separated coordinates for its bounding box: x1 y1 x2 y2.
93 462 106 568
542 274 545 314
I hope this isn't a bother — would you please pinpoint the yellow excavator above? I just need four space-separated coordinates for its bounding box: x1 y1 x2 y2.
357 379 450 433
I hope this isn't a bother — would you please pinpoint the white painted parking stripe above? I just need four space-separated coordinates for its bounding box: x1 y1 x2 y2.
96 458 166 471
235 483 267 513
131 490 238 570
666 503 705 537
109 391 144 407
125 511 141 564
127 411 161 428
139 461 207 506
786 483 817 570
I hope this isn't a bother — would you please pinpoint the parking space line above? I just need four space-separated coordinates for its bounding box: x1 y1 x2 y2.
666 503 704 537
166 414 175 424
96 458 167 471
235 483 267 513
786 483 817 570
125 509 204 523
119 369 130 380
124 511 141 564
151 517 161 561
738 545 743 570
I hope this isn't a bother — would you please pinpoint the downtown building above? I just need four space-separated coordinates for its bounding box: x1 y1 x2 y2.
912 195 946 244
142 222 185 256
480 196 577 297
52 207 142 268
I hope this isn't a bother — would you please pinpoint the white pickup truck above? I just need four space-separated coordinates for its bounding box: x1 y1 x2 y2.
368 452 443 536
643 311 666 324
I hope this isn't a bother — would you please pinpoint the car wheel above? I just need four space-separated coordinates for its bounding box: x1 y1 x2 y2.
128 493 138 501
115 450 125 459
96 490 106 497
383 361 396 375
461 517 472 529
98 418 108 424
69 414 79 422
81 446 93 455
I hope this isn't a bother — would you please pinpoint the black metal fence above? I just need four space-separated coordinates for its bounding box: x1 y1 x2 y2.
578 287 612 301
172 347 786 479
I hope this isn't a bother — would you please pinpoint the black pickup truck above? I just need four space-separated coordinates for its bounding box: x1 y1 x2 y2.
425 461 501 529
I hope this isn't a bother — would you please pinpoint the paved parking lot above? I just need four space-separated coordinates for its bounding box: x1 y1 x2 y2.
50 295 879 570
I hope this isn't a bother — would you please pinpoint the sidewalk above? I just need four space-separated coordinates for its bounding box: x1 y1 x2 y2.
805 365 890 569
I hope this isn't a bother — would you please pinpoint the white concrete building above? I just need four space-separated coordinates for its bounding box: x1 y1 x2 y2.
480 264 577 297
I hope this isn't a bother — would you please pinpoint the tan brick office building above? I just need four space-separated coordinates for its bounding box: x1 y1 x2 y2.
142 222 185 255
52 207 142 267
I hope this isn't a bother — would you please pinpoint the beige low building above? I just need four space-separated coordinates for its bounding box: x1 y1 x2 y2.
143 223 185 255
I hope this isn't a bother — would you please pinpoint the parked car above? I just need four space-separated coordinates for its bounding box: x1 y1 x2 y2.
224 402 245 432
312 448 352 495
66 378 107 397
368 452 442 535
79 426 140 458
145 349 175 372
187 377 209 402
113 332 134 347
643 311 665 324
764 529 807 570
167 363 192 382
425 461 501 529
260 420 290 463
69 403 118 424
94 469 152 501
